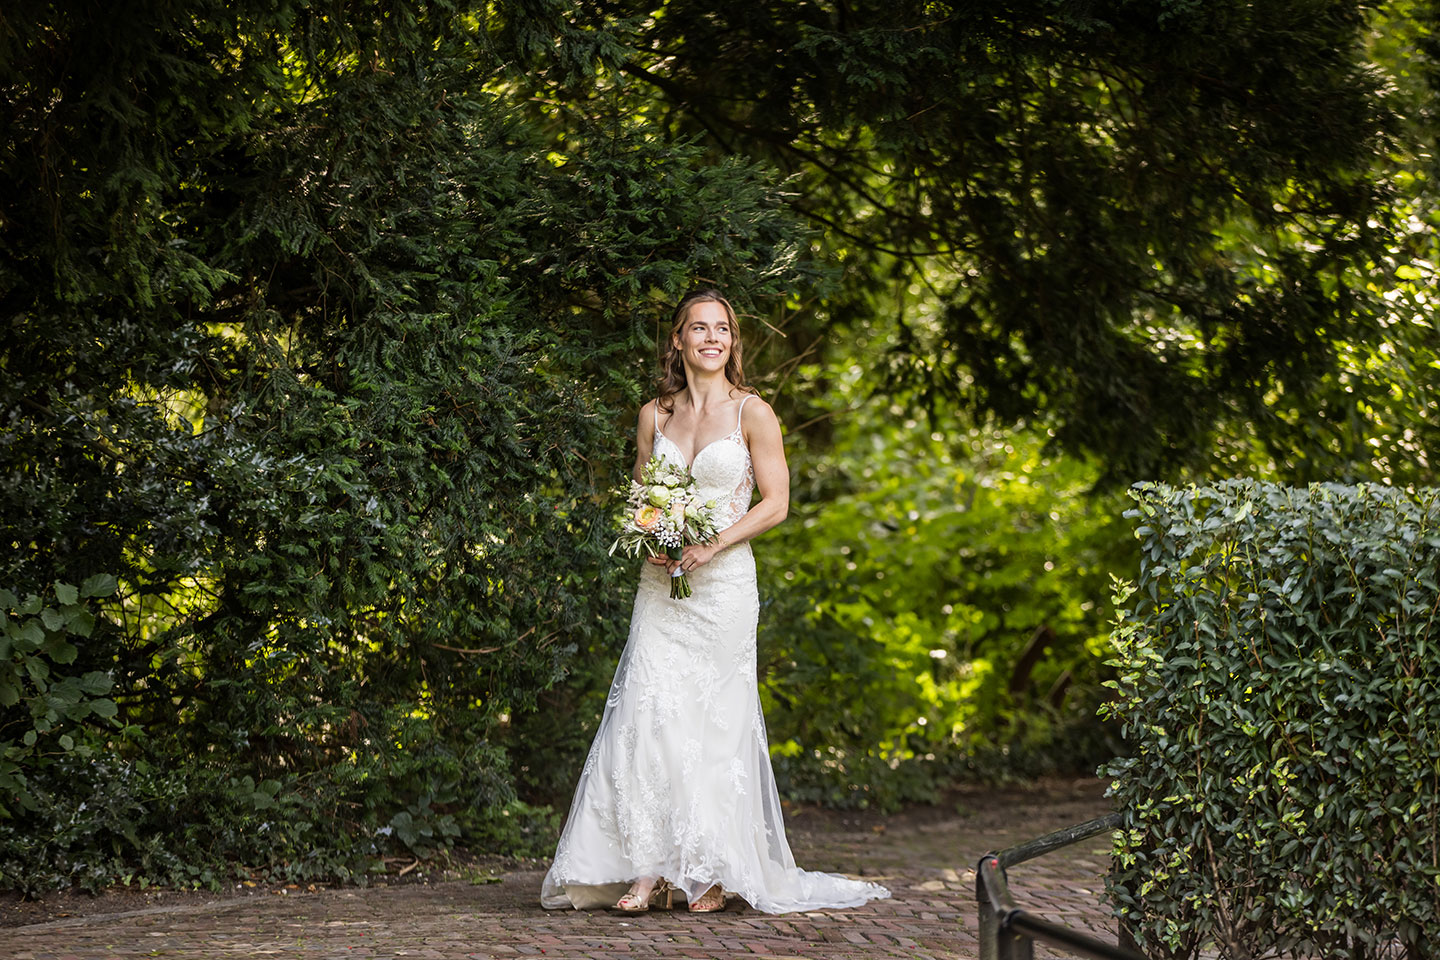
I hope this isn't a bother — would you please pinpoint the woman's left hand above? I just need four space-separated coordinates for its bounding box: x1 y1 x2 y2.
667 541 723 576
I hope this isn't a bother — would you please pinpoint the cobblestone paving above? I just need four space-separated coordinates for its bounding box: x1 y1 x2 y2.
3 778 1120 960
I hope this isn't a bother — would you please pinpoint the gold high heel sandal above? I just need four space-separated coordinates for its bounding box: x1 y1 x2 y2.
688 884 725 913
614 878 674 912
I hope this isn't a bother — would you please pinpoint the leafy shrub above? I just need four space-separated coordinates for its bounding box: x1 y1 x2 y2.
0 578 120 818
461 800 562 861
756 355 1132 809
1104 480 1440 959
0 662 532 892
0 752 403 895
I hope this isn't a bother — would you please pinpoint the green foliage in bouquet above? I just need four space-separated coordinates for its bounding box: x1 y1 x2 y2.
1104 481 1440 959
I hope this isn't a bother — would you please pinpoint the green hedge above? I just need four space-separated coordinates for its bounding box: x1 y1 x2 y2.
1104 480 1440 959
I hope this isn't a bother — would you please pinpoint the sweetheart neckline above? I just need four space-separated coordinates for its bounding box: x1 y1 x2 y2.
654 429 747 470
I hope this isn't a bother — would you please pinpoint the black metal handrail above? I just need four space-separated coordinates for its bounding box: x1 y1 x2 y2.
976 812 1146 960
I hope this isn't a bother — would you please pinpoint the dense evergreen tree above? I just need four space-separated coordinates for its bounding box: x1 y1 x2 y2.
0 1 814 889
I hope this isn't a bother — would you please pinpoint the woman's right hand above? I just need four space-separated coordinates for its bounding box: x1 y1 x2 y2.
645 555 670 566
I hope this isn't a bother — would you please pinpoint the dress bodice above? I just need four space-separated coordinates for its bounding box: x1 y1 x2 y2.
653 396 756 531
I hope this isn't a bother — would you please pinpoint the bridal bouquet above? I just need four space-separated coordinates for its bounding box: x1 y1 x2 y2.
610 455 721 599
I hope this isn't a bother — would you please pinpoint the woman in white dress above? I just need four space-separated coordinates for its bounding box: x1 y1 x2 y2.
539 289 890 915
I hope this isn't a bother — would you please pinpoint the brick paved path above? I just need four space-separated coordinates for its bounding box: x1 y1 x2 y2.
4 778 1119 960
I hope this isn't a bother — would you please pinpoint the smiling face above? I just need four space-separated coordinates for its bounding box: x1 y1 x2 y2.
656 289 748 402
672 299 734 375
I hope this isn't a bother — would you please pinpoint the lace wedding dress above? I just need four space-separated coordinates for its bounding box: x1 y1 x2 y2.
540 395 890 914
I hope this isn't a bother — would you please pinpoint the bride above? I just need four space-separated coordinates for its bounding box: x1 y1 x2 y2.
540 289 890 915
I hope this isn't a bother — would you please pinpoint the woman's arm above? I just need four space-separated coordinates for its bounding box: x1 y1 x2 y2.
713 397 788 547
633 399 656 483
671 397 788 573
634 400 669 567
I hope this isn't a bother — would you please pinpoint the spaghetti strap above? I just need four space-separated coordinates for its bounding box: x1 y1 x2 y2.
735 394 752 430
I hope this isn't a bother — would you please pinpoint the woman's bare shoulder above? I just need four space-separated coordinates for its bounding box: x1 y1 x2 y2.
739 392 778 423
639 396 668 423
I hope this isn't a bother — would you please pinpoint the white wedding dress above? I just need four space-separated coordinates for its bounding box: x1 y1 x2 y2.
540 395 890 914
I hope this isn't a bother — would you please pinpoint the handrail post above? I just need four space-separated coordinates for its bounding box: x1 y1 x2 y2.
977 855 1000 960
998 927 1035 960
975 817 1145 960
978 853 1035 960
979 911 1001 960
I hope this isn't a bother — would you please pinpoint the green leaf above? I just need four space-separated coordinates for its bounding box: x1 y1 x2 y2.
61 605 95 637
41 635 78 665
390 811 418 847
79 574 118 598
54 582 78 606
24 658 49 684
11 621 43 650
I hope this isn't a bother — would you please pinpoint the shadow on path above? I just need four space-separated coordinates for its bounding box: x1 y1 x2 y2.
5 777 1116 960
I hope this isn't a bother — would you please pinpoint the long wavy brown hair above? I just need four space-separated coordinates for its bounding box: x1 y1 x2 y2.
656 288 756 412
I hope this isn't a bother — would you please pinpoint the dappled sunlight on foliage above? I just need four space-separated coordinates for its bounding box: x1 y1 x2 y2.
757 327 1134 809
2 0 1437 893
